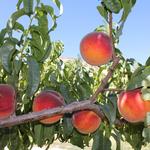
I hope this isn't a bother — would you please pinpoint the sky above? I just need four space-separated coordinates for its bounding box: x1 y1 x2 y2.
0 0 150 65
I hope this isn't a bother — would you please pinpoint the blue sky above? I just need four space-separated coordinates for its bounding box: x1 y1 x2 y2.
0 0 150 64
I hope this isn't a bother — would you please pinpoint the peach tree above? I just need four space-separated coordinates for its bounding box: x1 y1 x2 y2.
0 0 150 150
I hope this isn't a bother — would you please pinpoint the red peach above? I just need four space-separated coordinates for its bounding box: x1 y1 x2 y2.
32 90 65 124
72 110 101 134
80 32 113 66
117 89 150 123
0 84 16 120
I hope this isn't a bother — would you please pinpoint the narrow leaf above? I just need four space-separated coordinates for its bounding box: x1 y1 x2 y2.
103 0 122 14
92 130 104 150
23 0 33 15
27 57 40 97
43 125 55 144
0 28 7 46
146 57 150 66
97 5 108 22
0 43 15 73
16 0 23 10
13 22 24 32
52 0 63 16
13 59 22 75
62 117 73 138
8 8 25 29
34 124 44 147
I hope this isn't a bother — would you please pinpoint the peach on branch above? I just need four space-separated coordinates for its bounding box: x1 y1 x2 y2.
80 32 113 66
72 110 101 134
0 84 16 120
32 90 65 124
117 89 150 123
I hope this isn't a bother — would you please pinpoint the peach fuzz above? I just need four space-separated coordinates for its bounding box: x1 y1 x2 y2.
72 110 101 134
80 32 113 66
0 84 16 120
32 90 65 124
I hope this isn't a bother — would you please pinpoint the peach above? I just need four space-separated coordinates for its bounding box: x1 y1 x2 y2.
117 89 150 123
0 84 16 119
80 32 113 66
72 110 101 134
32 90 65 124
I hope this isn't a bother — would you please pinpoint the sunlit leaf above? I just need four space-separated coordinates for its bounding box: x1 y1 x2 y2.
52 0 63 16
8 8 25 29
23 0 33 15
103 0 122 14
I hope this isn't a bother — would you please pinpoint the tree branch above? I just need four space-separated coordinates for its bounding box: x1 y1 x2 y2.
0 100 104 128
90 56 120 103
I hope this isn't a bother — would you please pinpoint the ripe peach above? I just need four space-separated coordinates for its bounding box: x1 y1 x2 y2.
117 89 150 123
32 90 65 124
0 84 16 120
72 110 101 134
80 32 113 66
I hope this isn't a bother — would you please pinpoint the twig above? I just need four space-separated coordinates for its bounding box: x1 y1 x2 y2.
90 56 120 103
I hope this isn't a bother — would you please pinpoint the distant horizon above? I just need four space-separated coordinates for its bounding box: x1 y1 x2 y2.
0 0 150 65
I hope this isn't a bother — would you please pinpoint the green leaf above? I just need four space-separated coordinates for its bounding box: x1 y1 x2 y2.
34 124 44 147
127 66 150 89
26 57 40 97
119 0 132 23
92 129 111 150
35 8 49 40
62 117 73 138
52 0 63 16
70 131 84 149
142 88 150 101
116 0 136 38
13 22 24 32
8 8 25 29
0 28 7 46
43 125 55 144
39 4 58 33
16 0 23 10
146 57 150 66
0 43 15 73
39 43 52 62
97 5 108 22
13 59 22 75
92 130 104 150
23 0 33 15
103 0 122 14
100 94 117 125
